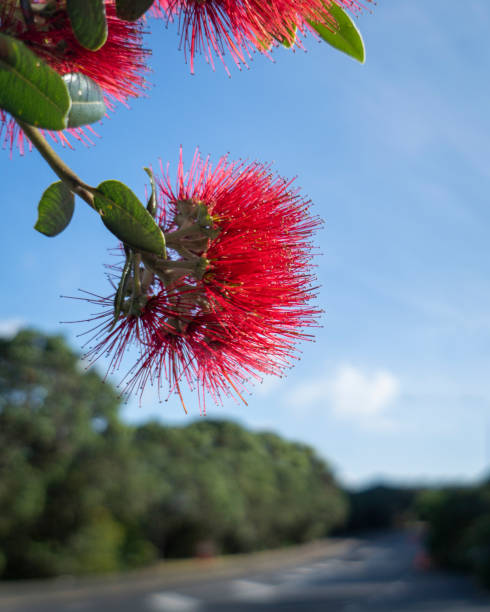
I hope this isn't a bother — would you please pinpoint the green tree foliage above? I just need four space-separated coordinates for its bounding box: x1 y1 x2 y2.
344 485 420 532
0 329 134 577
415 484 490 587
465 513 490 587
0 329 347 579
134 422 348 558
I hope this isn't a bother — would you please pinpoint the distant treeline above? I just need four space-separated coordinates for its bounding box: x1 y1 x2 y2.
415 483 490 587
2 329 489 586
341 484 420 532
344 480 490 589
0 330 347 579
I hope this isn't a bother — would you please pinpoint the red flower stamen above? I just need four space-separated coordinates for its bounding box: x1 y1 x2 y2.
151 0 370 73
0 1 149 154
76 150 322 413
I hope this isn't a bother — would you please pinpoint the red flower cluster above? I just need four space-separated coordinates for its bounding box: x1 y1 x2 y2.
80 151 321 412
152 0 369 73
0 1 148 153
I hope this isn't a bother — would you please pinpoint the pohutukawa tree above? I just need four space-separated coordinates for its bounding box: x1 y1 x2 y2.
0 0 371 411
151 0 368 73
77 152 322 412
0 1 148 150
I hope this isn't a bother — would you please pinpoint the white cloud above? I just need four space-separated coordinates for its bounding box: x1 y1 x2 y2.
0 318 24 338
253 375 283 397
287 380 326 409
331 365 399 420
287 364 400 431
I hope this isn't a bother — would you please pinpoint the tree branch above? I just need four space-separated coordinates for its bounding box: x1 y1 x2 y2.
17 120 96 209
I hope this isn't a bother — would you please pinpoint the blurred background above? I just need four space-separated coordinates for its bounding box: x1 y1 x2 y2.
2 1 490 610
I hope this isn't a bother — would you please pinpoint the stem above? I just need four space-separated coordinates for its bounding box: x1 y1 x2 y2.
165 224 205 244
17 120 96 208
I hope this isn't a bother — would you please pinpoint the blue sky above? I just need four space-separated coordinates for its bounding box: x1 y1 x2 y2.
2 1 490 487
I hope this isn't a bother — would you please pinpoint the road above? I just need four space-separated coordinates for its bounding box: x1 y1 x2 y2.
1 530 490 611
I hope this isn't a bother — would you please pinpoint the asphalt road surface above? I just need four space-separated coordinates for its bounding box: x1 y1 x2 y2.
1 530 490 611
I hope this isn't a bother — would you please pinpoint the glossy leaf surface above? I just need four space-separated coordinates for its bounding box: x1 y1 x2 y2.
116 0 155 21
308 4 365 63
0 34 70 130
94 180 166 255
63 73 106 128
34 182 75 237
67 0 108 51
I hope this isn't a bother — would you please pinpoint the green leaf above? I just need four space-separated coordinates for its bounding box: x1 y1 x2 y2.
116 0 155 21
308 3 365 63
62 73 106 128
94 180 166 255
144 167 157 217
144 167 166 257
276 25 297 49
67 0 108 51
0 34 70 130
112 250 132 329
34 182 75 237
255 36 273 53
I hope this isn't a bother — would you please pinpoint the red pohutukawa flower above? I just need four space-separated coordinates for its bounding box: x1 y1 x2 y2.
0 1 149 153
151 0 369 73
79 151 322 413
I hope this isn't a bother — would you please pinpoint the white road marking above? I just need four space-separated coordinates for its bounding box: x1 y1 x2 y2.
296 565 315 574
231 579 277 602
280 571 302 581
146 591 202 611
